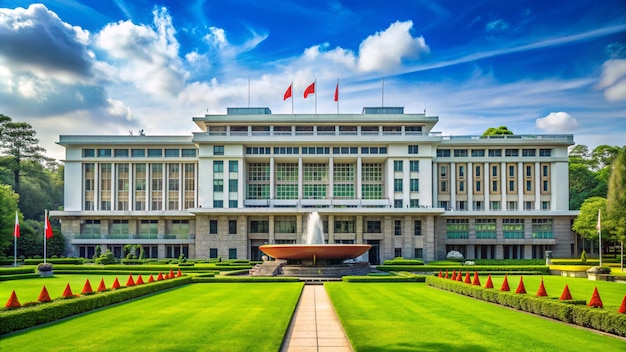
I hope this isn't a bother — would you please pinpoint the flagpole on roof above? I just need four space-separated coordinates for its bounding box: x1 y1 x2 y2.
291 82 294 114
315 78 317 114
335 79 339 114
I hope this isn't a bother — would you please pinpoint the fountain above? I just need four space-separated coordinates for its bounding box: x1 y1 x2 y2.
257 212 372 277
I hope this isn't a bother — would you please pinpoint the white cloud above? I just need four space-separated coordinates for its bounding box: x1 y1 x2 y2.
486 19 509 32
597 59 626 101
357 20 429 72
205 26 227 48
536 112 580 132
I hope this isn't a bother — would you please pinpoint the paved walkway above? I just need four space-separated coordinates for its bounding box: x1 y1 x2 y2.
280 285 353 352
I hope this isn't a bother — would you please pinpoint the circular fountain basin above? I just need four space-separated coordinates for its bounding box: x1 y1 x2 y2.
259 244 371 261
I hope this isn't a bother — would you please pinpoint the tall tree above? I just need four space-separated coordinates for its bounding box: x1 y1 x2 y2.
592 145 621 171
482 126 513 136
607 147 626 245
0 183 20 254
0 119 48 201
572 197 612 242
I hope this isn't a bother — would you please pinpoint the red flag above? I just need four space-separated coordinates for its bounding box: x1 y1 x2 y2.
304 82 315 98
334 82 339 102
283 83 292 100
14 211 20 238
45 213 53 239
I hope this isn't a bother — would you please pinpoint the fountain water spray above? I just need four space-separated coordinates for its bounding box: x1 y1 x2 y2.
304 211 325 245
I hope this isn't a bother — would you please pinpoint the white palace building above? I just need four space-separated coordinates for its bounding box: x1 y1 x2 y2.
52 106 578 263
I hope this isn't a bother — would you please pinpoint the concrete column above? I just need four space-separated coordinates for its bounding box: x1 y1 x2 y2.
328 215 335 243
432 162 438 207
450 162 456 209
535 162 541 210
484 162 490 208
501 162 506 207
404 215 412 255
296 214 303 243
518 162 524 211
356 157 362 200
298 158 303 200
355 215 363 244
268 215 275 244
270 157 275 202
329 157 334 200
467 162 473 210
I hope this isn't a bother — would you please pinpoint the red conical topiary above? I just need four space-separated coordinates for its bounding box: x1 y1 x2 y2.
97 278 107 292
445 270 449 279
618 295 626 314
451 270 456 280
38 286 52 302
536 279 548 297
438 270 442 278
82 279 93 294
6 290 21 308
62 283 74 298
484 274 494 289
515 276 527 294
111 277 121 290
472 271 481 286
136 275 144 285
169 268 175 279
559 284 573 300
126 274 135 287
500 275 510 291
464 272 471 284
456 271 463 282
588 287 603 308
157 272 164 281
177 268 182 277
148 274 155 283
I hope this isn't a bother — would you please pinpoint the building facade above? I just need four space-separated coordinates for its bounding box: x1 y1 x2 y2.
52 107 578 263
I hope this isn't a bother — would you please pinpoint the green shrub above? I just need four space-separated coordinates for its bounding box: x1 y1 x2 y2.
581 250 587 264
383 258 425 265
95 250 116 265
191 276 299 283
24 258 83 265
343 275 426 282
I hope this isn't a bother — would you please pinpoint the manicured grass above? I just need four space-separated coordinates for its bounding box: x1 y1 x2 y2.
326 282 626 352
0 283 303 351
0 274 147 303
484 274 626 308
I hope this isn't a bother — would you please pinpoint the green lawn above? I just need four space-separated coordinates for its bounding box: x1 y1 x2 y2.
0 274 149 303
326 282 626 352
0 283 303 351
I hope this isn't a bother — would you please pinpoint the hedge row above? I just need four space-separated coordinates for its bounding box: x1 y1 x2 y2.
191 276 300 282
426 277 626 337
48 264 242 272
378 265 549 274
0 276 192 335
0 259 22 265
382 258 425 265
342 275 426 282
0 273 40 281
24 258 83 265
0 267 36 276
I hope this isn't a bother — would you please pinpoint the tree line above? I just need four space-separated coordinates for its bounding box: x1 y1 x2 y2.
0 114 64 260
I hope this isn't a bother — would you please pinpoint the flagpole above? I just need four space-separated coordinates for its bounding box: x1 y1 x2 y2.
291 81 294 114
599 211 602 267
336 79 339 114
314 78 317 114
44 209 47 264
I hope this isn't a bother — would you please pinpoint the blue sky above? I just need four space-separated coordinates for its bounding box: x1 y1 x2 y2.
0 0 625 159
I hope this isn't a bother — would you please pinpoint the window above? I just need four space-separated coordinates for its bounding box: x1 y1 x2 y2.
335 220 355 233
394 179 403 192
532 219 553 239
524 201 534 210
229 179 238 192
488 149 502 157
228 200 238 208
410 199 420 208
509 180 515 192
414 220 422 236
475 165 481 177
522 149 536 157
471 149 484 157
365 221 381 233
209 220 218 234
213 180 224 192
503 219 524 239
83 149 95 157
213 161 223 172
414 248 423 259
394 248 403 257
229 220 237 234
393 160 403 172
209 248 218 258
250 220 269 233
505 149 518 157
275 218 297 233
526 165 532 177
458 165 465 177
408 145 419 154
132 149 145 157
473 201 483 210
182 149 196 157
229 160 238 172
492 180 498 192
228 248 237 259
446 219 469 239
147 149 162 157
114 149 129 157
543 180 549 192
440 165 447 177
542 165 549 177
454 149 468 157
490 201 500 210
492 166 498 177
165 149 179 157
437 149 451 157
507 201 517 210
394 199 403 208
98 149 111 157
541 201 550 210
409 160 419 172
440 181 448 192
394 220 402 236
410 179 419 192
475 219 496 239
213 200 223 208
526 180 533 192
539 149 551 157
214 146 224 155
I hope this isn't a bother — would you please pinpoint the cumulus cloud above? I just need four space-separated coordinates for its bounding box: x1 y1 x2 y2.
0 4 92 82
357 21 429 73
94 6 189 97
597 59 626 101
536 112 580 132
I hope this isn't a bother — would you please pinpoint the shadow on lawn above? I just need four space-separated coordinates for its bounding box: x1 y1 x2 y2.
357 342 489 352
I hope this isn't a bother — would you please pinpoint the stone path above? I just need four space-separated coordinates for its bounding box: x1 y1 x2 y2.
280 284 353 352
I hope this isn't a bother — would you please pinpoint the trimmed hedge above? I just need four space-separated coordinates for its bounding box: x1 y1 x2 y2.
378 265 549 274
191 276 299 282
426 277 626 337
0 267 37 276
343 275 426 282
0 276 192 335
0 273 40 281
24 258 83 265
0 259 22 266
383 258 424 265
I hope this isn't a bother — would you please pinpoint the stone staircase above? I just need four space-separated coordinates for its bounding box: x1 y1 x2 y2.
249 261 284 276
